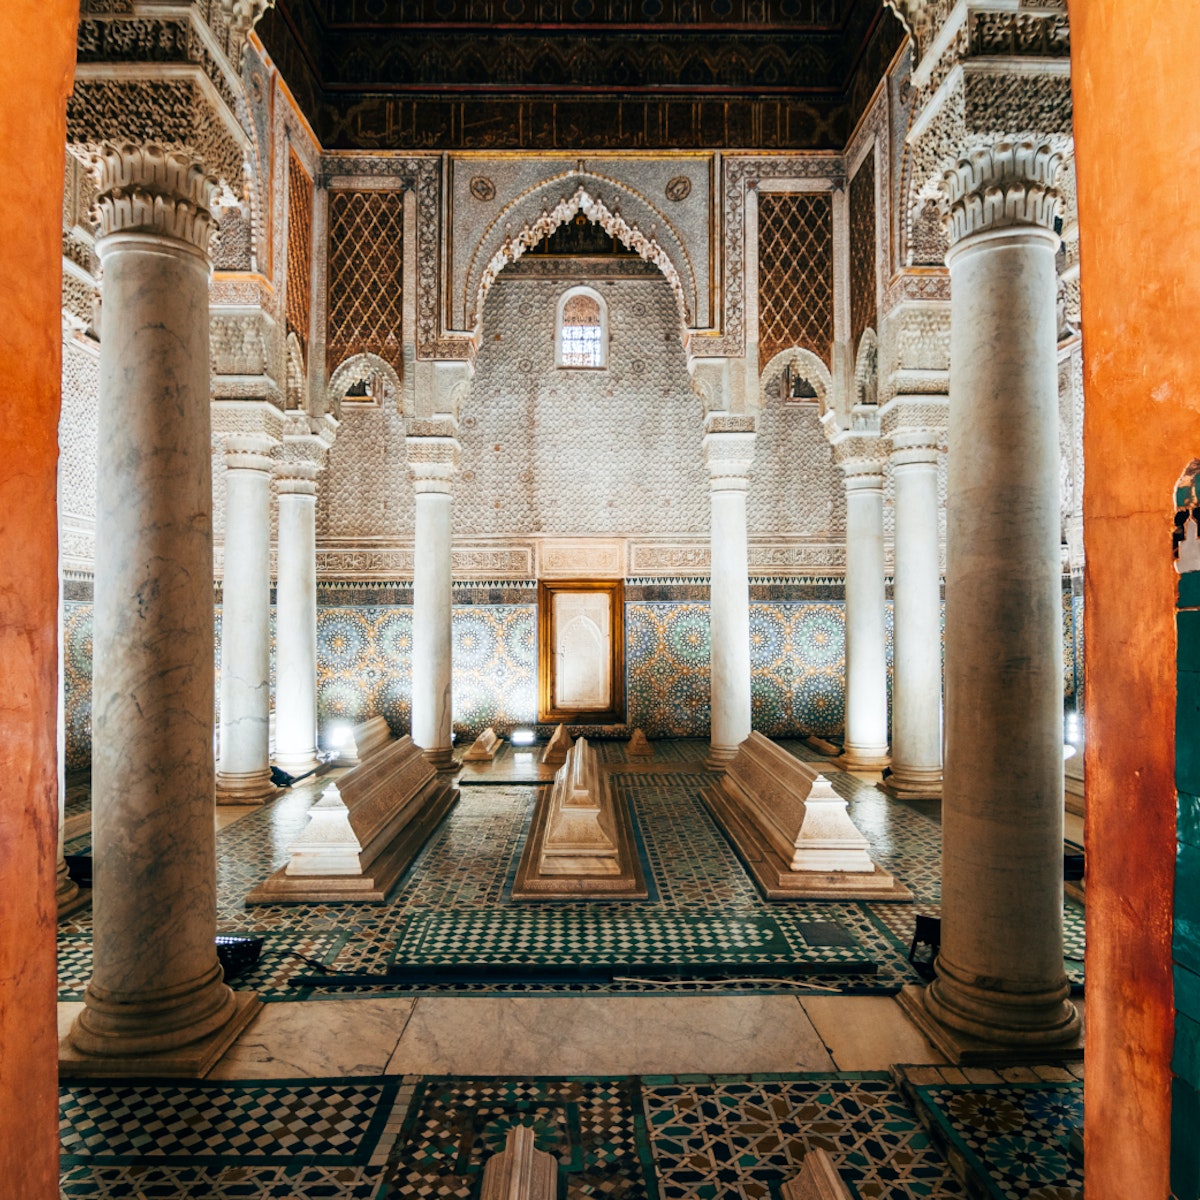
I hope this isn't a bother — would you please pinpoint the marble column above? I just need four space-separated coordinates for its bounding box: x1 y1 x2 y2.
273 416 335 772
903 140 1080 1054
834 436 890 771
214 403 282 803
881 409 947 800
703 418 756 768
66 143 259 1076
407 428 460 769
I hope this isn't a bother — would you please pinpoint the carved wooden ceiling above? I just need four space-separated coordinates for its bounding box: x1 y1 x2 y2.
256 0 903 150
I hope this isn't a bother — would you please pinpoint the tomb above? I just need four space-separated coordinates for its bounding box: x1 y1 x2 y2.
513 736 648 899
246 735 458 903
781 1150 853 1200
463 726 501 762
627 728 654 757
481 1126 557 1200
540 723 573 766
702 732 911 901
335 714 394 768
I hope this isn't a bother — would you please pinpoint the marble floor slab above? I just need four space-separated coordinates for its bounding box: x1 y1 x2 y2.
800 994 945 1070
209 997 415 1080
385 994 836 1076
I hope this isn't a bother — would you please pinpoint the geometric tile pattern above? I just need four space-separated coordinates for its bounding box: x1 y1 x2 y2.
644 1074 968 1199
60 1078 409 1200
759 191 835 368
315 605 537 747
911 1081 1084 1200
63 601 92 770
387 1076 653 1199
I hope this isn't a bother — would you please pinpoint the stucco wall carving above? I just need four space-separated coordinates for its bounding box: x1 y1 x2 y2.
60 337 101 555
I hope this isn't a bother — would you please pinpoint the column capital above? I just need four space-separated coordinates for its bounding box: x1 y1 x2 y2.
406 429 461 495
88 141 219 254
832 430 887 489
882 396 948 465
276 410 337 489
943 140 1067 248
702 417 756 492
213 399 284 470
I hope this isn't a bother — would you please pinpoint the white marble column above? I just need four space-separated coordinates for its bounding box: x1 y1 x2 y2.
407 427 460 770
67 143 259 1074
834 436 890 771
906 140 1080 1054
214 404 282 803
882 409 947 800
273 416 335 772
703 418 756 768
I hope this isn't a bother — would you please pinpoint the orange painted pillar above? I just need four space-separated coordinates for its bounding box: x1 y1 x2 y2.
0 3 78 1198
1071 2 1200 1196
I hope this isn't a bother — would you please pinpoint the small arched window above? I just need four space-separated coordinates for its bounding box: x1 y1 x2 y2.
556 286 607 369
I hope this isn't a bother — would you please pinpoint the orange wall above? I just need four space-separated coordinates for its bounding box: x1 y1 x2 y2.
1072 3 1200 1196
0 4 77 1197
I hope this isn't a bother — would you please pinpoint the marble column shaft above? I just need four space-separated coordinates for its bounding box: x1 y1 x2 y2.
837 448 890 770
408 434 459 768
71 143 245 1063
925 141 1080 1047
274 460 320 771
884 423 946 798
216 419 280 803
704 424 756 768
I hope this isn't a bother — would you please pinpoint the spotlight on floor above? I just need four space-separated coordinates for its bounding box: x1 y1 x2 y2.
511 728 535 745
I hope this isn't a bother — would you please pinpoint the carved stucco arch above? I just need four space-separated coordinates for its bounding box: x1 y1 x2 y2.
759 346 834 418
325 352 403 415
285 331 307 411
853 328 879 408
464 173 697 341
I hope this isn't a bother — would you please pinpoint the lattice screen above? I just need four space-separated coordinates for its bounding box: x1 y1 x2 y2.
285 149 313 356
758 192 833 368
849 154 877 352
326 190 405 374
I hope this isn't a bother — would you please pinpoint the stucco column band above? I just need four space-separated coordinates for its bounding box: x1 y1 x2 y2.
408 432 460 769
215 416 281 804
67 142 259 1074
920 140 1080 1050
882 422 945 800
703 422 756 769
835 444 890 771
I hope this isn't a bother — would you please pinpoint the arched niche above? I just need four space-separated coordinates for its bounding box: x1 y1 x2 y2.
556 286 608 370
464 174 697 342
853 329 879 408
760 346 834 417
326 352 402 415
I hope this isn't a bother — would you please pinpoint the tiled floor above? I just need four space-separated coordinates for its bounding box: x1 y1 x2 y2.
57 739 1088 1198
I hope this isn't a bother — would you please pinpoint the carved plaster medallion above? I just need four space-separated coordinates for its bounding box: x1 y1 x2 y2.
665 175 692 202
470 176 497 201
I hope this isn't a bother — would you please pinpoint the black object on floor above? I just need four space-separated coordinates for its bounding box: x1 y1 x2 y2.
908 914 941 980
1064 852 1085 882
216 934 264 981
64 854 92 886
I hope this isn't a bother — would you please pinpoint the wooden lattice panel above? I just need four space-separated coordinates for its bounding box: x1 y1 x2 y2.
849 154 877 352
758 192 833 368
285 149 313 356
327 190 405 373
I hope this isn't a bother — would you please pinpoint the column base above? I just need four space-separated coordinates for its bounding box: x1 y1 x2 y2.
422 747 459 773
56 860 90 918
879 768 943 801
833 748 891 774
215 769 282 805
897 983 1083 1065
61 990 262 1079
271 750 322 774
704 743 741 772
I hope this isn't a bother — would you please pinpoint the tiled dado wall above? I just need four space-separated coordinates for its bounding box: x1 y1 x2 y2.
60 579 1082 769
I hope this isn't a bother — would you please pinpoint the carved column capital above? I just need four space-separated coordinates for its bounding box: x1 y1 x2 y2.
212 399 284 471
881 395 949 465
89 141 219 254
833 430 887 490
943 139 1066 247
702 416 756 493
406 432 461 495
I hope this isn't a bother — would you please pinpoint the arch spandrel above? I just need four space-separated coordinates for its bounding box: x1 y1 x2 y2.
462 173 699 344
